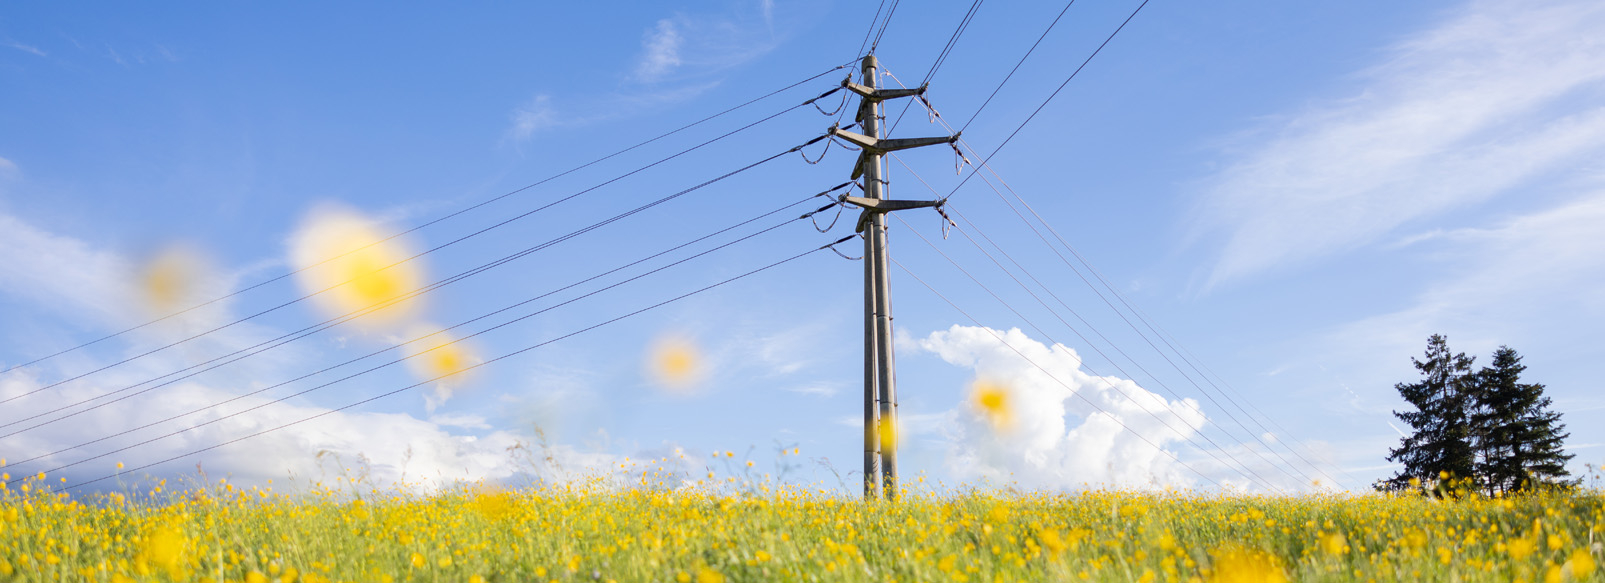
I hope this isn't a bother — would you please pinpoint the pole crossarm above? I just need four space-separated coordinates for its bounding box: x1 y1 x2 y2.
842 196 943 233
844 82 927 102
830 126 959 155
832 125 960 180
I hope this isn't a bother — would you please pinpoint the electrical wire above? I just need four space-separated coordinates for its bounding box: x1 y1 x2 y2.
0 62 853 381
944 0 1150 200
890 213 1284 491
856 0 890 60
869 0 902 55
0 96 840 407
897 81 1352 488
889 152 1306 487
960 0 1077 132
0 154 843 440
888 255 1225 490
55 237 850 491
885 0 986 136
5 194 840 474
958 152 1355 488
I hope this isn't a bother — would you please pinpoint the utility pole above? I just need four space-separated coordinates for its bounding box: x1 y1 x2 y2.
830 54 958 500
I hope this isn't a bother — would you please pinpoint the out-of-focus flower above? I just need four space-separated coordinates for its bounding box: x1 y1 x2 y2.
290 205 425 330
402 324 481 393
645 333 705 391
969 380 1014 431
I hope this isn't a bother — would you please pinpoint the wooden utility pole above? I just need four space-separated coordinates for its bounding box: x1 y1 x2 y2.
830 54 958 500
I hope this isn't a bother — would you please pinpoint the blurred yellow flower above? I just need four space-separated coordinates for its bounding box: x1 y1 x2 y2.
402 324 481 391
969 380 1014 431
135 243 214 316
1209 547 1287 583
645 333 705 391
290 205 426 330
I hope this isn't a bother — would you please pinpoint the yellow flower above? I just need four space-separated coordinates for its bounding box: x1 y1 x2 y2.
289 205 426 329
1568 548 1597 579
410 553 426 568
1508 537 1536 561
970 380 1014 430
696 568 725 583
245 572 267 583
1209 547 1287 583
1319 532 1347 556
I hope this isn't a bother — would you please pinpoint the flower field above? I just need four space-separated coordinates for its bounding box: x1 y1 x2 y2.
1 471 1600 583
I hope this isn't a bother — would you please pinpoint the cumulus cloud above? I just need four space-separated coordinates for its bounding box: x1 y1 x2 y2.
913 325 1210 490
1195 0 1605 286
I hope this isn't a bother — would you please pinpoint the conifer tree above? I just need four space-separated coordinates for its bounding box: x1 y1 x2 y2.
1472 346 1573 494
1385 334 1476 491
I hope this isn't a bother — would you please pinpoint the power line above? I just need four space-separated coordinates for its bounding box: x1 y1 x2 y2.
7 194 840 474
0 99 839 407
958 154 1355 489
856 0 890 59
884 0 986 136
889 213 1284 491
960 0 1077 132
0 146 843 440
55 237 851 491
939 210 1314 487
895 77 1351 489
0 62 852 381
888 255 1225 490
869 0 902 54
944 0 1150 200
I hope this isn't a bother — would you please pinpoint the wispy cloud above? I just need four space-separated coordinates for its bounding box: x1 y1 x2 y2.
1325 187 1605 367
504 4 786 144
5 41 46 57
634 19 685 83
507 94 559 142
1194 0 1605 287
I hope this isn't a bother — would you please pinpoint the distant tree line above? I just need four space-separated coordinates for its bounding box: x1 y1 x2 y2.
1381 334 1573 495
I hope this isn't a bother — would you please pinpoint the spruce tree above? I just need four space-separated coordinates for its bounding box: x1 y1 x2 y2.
1472 346 1573 493
1385 334 1476 491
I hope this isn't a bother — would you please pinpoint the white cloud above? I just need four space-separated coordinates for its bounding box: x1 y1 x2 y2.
503 5 782 143
507 94 559 142
1195 0 1605 286
635 19 685 82
5 41 46 57
0 157 17 176
912 325 1213 490
1325 188 1605 369
0 211 623 493
784 381 842 397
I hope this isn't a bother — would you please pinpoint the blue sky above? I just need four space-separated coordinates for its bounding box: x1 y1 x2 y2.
2 0 1601 494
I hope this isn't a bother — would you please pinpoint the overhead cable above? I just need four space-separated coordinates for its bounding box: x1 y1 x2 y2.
55 236 852 491
0 142 839 437
890 213 1284 491
0 96 841 407
889 256 1226 490
7 193 842 474
0 62 852 381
